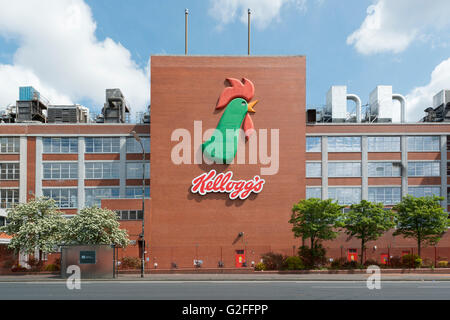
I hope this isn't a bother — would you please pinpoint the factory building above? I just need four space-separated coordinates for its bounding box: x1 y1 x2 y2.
1 55 450 270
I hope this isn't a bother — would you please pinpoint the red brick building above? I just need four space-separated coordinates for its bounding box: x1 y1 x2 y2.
1 56 449 269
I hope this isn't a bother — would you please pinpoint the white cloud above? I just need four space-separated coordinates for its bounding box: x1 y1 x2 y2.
347 0 450 55
208 0 307 29
0 0 149 116
406 58 450 122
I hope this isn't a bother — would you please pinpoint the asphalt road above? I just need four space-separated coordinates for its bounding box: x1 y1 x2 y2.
1 280 450 300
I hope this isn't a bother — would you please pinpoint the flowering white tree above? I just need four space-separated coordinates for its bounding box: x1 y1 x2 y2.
62 207 129 247
0 197 66 254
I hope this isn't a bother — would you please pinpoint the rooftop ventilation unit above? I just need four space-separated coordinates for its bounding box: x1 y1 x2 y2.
102 89 130 123
47 105 90 123
369 86 406 123
422 89 450 122
16 86 48 123
325 86 362 123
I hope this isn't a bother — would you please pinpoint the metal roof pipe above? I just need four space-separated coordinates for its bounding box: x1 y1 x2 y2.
347 94 362 123
392 93 406 123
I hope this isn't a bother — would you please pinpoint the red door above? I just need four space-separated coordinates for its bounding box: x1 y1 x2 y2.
347 249 358 262
380 254 388 265
235 250 245 268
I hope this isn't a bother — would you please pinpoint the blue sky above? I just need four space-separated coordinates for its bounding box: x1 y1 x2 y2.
1 0 450 121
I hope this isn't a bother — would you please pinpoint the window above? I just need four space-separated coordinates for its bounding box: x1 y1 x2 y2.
408 187 440 198
43 189 77 208
126 187 150 199
306 137 321 152
0 137 19 153
116 210 144 220
0 216 6 227
328 162 361 177
328 187 361 205
85 188 120 207
407 136 440 152
85 162 120 179
0 163 19 180
126 163 150 179
0 189 19 209
43 137 78 153
328 137 361 152
85 137 120 153
368 187 401 205
368 136 400 152
43 163 78 180
368 162 401 177
306 187 321 199
126 137 150 153
306 162 321 177
408 162 440 177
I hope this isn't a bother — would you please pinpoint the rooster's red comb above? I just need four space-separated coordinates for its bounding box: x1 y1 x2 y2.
216 78 255 109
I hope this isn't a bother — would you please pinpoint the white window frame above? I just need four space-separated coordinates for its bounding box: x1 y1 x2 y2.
43 162 78 180
85 161 120 179
0 137 20 153
328 162 361 177
368 136 401 152
85 137 121 153
306 137 321 152
42 188 78 209
43 137 78 154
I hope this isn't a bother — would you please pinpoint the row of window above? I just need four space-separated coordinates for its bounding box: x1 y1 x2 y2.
40 187 151 208
42 162 150 180
306 136 441 152
41 137 151 154
306 186 441 205
116 210 144 221
306 162 440 177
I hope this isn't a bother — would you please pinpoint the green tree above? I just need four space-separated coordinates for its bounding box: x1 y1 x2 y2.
343 200 396 264
393 195 449 257
63 207 129 247
289 198 344 250
0 197 66 255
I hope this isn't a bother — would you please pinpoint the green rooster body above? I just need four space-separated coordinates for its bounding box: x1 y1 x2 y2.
202 98 250 164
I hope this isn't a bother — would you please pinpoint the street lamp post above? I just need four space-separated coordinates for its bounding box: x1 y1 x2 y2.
131 131 146 278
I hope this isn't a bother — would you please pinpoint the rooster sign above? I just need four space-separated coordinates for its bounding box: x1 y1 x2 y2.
202 78 258 164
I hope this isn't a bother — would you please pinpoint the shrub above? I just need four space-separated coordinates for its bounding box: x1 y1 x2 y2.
44 264 59 272
437 261 448 268
261 252 285 270
298 245 327 269
11 264 28 272
120 256 141 269
388 256 402 268
402 254 422 268
342 260 363 270
254 262 266 271
363 259 379 267
27 257 44 272
283 256 304 270
330 257 346 270
422 258 433 268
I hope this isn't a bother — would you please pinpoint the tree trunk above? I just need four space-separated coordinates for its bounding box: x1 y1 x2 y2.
418 240 421 259
360 239 365 265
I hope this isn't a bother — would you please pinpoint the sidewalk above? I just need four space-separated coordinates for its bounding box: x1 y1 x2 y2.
1 272 450 282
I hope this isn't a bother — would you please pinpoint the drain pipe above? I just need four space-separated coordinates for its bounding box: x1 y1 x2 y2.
347 94 362 123
392 93 406 123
